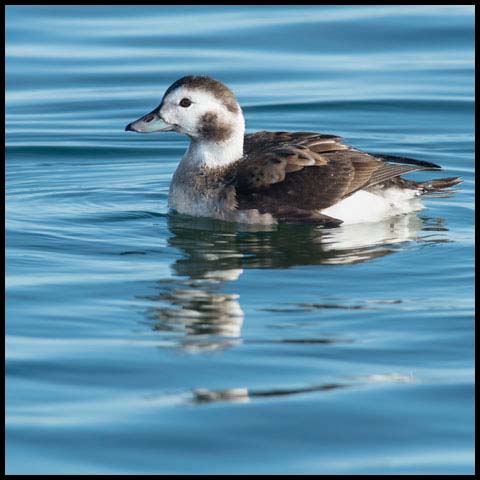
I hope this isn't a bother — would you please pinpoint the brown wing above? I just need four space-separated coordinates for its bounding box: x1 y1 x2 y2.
238 131 347 190
232 131 441 224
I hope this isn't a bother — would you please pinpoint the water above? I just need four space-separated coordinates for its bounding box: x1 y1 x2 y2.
5 5 475 474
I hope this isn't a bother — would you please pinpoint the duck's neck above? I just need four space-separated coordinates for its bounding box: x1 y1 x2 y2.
183 126 245 170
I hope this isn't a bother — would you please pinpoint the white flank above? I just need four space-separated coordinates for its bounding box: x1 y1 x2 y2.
321 187 424 225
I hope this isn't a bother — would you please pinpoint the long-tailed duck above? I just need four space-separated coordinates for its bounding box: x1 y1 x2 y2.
125 75 461 226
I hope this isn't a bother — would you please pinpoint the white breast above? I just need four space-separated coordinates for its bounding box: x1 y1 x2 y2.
168 183 217 217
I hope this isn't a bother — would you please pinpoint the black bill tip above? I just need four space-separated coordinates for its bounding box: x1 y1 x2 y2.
125 123 133 132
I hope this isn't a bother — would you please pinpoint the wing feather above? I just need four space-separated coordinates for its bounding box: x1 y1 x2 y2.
230 131 441 224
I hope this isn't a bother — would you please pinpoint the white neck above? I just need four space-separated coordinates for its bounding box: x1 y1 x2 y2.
183 115 245 169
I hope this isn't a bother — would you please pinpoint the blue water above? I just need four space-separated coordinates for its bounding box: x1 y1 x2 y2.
5 5 475 475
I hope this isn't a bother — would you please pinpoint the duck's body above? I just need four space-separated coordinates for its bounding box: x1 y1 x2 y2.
126 76 461 226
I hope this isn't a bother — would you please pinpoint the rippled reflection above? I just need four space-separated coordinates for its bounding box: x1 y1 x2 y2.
192 383 347 404
190 372 415 405
149 287 244 352
144 211 450 352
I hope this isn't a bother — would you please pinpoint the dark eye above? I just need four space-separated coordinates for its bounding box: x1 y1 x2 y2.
179 98 192 108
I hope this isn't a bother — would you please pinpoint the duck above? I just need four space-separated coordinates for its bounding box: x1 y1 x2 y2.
125 75 461 226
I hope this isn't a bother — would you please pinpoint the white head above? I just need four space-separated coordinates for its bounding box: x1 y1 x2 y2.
126 76 245 167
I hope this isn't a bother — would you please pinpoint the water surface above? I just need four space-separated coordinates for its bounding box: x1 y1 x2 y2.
5 5 475 474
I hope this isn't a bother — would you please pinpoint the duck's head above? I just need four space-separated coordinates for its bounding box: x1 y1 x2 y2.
125 76 244 143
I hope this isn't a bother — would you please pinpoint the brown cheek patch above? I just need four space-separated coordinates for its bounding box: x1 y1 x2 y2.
199 112 234 142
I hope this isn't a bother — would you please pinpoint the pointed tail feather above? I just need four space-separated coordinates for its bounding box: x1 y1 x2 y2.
414 176 463 193
364 151 461 194
366 152 442 170
377 175 462 194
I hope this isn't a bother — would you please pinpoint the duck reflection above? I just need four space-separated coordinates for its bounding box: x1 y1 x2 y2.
188 372 414 405
146 212 448 352
150 286 244 352
191 382 348 404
